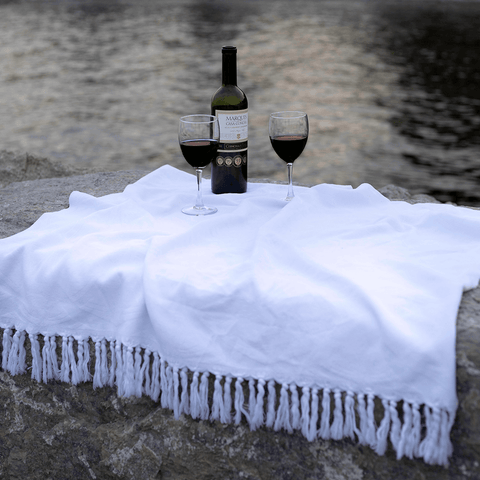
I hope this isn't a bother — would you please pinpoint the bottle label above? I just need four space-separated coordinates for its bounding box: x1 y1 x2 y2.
217 109 248 142
215 109 248 168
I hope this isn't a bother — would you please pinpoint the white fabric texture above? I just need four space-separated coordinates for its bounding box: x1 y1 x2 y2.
1 164 480 465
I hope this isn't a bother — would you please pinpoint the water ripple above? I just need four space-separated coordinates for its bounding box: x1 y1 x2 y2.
0 0 479 206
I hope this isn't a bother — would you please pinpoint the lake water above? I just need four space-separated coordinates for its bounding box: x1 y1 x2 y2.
1 0 479 205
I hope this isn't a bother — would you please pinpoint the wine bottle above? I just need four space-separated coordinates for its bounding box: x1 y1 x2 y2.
211 46 248 194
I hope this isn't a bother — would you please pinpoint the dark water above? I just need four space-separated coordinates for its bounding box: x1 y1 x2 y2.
366 1 480 205
0 0 479 206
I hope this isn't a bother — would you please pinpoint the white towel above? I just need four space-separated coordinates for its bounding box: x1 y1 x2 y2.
1 165 479 465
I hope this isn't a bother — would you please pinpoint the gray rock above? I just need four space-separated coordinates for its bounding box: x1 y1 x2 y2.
0 171 149 239
379 184 442 205
0 153 479 479
0 150 96 189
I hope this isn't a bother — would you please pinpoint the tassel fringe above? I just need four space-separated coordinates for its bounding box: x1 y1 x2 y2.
0 328 453 466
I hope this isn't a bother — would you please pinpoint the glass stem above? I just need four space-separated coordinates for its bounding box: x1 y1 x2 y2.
286 163 294 201
195 168 205 209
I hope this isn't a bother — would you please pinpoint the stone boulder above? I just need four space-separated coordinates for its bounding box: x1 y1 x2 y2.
0 150 97 189
0 153 479 479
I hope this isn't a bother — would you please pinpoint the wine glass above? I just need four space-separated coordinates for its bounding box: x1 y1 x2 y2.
269 111 309 201
179 114 219 215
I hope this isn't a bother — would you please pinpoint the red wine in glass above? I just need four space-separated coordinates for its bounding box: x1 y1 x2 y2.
180 139 219 168
270 134 308 164
269 112 309 201
179 115 219 215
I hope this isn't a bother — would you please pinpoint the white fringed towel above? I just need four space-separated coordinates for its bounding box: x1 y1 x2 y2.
1 165 480 465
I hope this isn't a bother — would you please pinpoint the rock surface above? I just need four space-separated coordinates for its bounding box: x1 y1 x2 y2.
0 153 479 479
0 151 98 189
0 170 149 240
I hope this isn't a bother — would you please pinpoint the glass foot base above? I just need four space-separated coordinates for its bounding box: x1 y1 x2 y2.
182 205 218 216
285 195 294 202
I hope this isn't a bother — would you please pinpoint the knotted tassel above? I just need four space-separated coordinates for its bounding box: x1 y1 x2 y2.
419 406 441 464
248 378 257 427
99 339 108 386
319 388 331 439
437 409 454 466
375 398 391 455
2 328 13 370
308 388 319 441
190 371 201 419
67 337 79 384
223 375 232 423
93 341 103 388
330 389 344 440
343 391 356 440
251 379 265 430
76 339 84 382
389 400 401 452
179 368 190 416
134 347 143 397
366 394 377 448
150 352 161 402
165 365 174 410
143 349 152 398
398 401 422 460
7 330 26 375
78 339 90 383
42 336 52 383
274 383 292 433
160 359 168 408
18 331 27 374
6 330 19 375
301 387 311 439
115 341 124 395
51 336 60 380
356 393 368 445
123 346 136 397
211 374 225 422
266 380 277 428
108 340 116 387
410 402 422 458
173 367 180 419
397 401 413 459
290 384 301 430
43 336 59 382
234 377 248 424
29 333 42 382
199 371 210 420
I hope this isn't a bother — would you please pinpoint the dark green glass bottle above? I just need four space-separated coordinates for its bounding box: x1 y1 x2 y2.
210 46 248 194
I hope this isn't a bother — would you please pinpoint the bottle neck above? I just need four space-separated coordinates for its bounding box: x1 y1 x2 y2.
222 52 237 86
